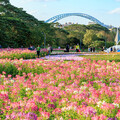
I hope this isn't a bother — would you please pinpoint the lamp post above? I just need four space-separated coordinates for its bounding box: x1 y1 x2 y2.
104 36 107 50
79 32 83 50
42 32 46 48
80 38 82 50
105 39 106 50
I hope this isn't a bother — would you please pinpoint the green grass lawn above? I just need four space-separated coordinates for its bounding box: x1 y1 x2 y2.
80 54 120 62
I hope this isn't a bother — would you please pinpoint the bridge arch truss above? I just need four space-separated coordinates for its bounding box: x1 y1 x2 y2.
45 13 109 28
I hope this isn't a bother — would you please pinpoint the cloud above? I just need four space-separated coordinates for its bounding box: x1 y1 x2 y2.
109 8 120 14
43 4 47 7
116 0 120 1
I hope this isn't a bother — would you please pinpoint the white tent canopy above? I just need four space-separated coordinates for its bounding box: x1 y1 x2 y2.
104 28 120 52
104 45 120 52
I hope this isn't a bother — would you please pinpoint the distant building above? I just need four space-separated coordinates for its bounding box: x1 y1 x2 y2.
53 23 63 28
88 22 96 25
53 22 75 28
108 25 114 29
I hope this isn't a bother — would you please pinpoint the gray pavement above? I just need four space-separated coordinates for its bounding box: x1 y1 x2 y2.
40 53 84 61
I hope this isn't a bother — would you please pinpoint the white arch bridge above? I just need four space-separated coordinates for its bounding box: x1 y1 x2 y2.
45 13 109 28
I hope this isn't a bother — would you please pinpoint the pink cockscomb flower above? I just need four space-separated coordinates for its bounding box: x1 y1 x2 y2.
101 103 115 110
47 104 56 109
26 100 38 111
99 114 107 120
116 109 120 118
52 108 61 114
26 112 37 120
41 111 50 119
92 114 107 120
83 106 96 117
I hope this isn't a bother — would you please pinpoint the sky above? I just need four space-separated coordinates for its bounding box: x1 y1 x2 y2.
10 0 120 27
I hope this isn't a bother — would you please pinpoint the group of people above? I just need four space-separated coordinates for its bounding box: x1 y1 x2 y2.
64 43 81 52
29 43 84 58
29 44 53 58
47 44 53 55
88 47 95 52
28 45 35 50
110 47 117 52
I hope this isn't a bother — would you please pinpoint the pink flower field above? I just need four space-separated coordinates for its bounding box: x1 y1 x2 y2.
0 56 120 119
0 48 48 59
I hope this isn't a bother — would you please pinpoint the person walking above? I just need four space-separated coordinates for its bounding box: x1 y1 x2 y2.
93 47 95 52
50 45 53 53
66 44 69 52
90 47 92 52
47 44 51 55
110 47 113 52
36 45 41 58
64 44 69 52
76 44 80 52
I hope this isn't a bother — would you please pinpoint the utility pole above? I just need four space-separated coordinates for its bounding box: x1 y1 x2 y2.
42 32 46 48
105 39 106 50
80 38 82 50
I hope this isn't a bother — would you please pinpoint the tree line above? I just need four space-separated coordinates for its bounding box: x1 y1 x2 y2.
0 0 117 49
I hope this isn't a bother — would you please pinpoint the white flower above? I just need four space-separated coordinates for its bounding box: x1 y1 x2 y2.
79 90 82 94
80 86 87 90
66 106 71 110
65 88 71 92
97 101 102 107
59 117 63 120
81 82 86 85
73 106 77 111
73 90 78 94
61 107 66 111
26 88 31 91
97 101 105 107
113 103 119 108
1 75 5 78
10 79 15 83
1 91 8 94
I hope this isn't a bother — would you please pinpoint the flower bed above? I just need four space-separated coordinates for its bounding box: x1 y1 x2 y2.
0 59 45 77
0 58 120 119
0 48 48 59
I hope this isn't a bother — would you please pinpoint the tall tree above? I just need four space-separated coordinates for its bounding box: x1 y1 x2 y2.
64 24 86 46
83 30 98 47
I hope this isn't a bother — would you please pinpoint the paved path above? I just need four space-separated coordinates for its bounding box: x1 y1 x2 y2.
40 53 84 61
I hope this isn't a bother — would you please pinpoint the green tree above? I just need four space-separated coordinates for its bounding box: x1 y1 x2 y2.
53 28 68 48
83 30 98 47
90 41 105 48
64 24 86 46
87 24 109 32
